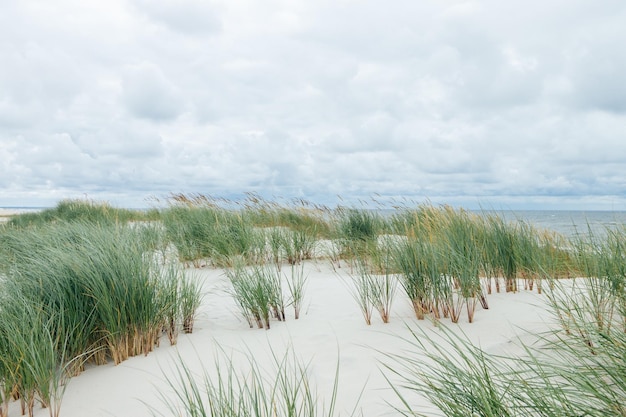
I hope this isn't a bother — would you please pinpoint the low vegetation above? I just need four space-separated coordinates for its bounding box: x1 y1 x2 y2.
383 272 626 416
151 345 352 417
1 195 624 416
0 220 201 417
5 199 158 228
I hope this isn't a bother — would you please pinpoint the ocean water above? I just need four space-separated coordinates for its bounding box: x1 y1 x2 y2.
470 210 626 240
384 209 626 239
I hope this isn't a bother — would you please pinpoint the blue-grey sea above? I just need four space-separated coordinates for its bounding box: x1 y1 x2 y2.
475 210 626 239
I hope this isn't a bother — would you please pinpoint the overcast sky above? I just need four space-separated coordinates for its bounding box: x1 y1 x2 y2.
1 0 625 210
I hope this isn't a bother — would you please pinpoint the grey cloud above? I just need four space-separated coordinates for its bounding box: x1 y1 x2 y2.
1 126 166 200
131 0 222 35
566 45 626 113
2 0 626 209
70 127 165 159
122 63 184 121
0 43 85 131
2 134 92 193
0 100 38 129
0 46 81 105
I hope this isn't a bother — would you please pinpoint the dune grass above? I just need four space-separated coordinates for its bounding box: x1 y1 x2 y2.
240 194 332 239
382 276 626 416
161 205 266 267
6 199 157 228
333 208 385 260
346 256 397 325
3 195 626 416
160 262 203 345
225 259 310 329
153 202 624 416
155 197 578 312
344 259 375 326
0 221 202 416
285 263 308 320
267 227 318 267
382 222 626 416
389 207 486 323
151 344 355 417
376 205 580 324
560 225 626 333
160 193 329 268
226 261 286 329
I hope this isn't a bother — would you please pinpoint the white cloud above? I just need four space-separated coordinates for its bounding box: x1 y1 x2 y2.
122 62 185 121
131 0 221 35
1 0 626 209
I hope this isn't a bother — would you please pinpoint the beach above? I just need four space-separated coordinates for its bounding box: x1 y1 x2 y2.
0 210 18 223
3 201 622 417
13 260 553 417
0 209 42 223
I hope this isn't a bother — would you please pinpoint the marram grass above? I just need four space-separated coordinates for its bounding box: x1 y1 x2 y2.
0 220 202 416
225 261 287 329
3 195 626 417
6 199 157 228
150 344 361 417
161 205 265 267
346 253 397 325
382 274 626 417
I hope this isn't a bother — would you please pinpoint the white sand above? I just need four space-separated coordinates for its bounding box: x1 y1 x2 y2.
18 261 556 417
0 209 17 223
0 208 41 223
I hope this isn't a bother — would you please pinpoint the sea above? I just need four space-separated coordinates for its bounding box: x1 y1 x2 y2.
476 210 626 239
1 207 626 240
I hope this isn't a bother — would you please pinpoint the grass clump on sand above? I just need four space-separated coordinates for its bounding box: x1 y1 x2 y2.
6 199 157 228
0 296 76 417
225 261 287 329
389 207 487 323
160 193 327 268
562 225 626 333
267 227 318 266
383 205 576 324
226 260 308 329
151 345 357 417
333 208 386 260
382 226 626 416
161 204 265 268
383 283 626 416
347 241 398 325
240 193 332 239
285 263 308 320
0 221 202 417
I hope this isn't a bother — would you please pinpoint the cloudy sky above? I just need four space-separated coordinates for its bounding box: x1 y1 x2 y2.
1 0 625 210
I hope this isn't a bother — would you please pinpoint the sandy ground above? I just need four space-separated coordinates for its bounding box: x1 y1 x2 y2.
14 260 556 417
0 210 16 223
0 208 41 223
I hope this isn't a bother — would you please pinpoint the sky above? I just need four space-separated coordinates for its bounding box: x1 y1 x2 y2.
1 0 625 210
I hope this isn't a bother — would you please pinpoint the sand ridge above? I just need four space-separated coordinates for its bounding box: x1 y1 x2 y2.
13 260 555 417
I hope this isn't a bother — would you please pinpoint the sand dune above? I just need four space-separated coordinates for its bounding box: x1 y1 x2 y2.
14 260 555 417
